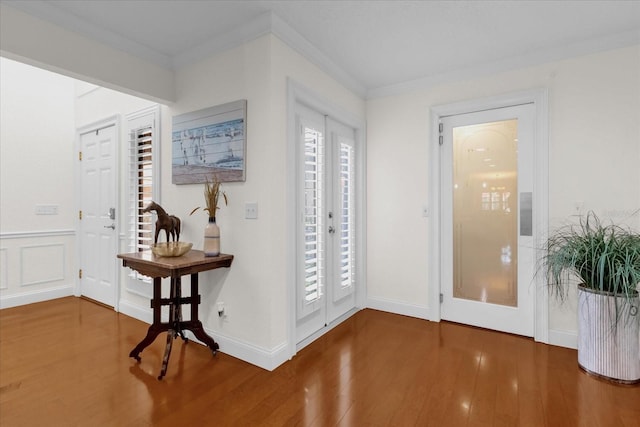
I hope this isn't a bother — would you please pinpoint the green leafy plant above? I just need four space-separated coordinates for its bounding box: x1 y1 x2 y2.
190 174 228 219
542 211 640 322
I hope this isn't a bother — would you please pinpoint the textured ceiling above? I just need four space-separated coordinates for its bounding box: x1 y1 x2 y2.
4 0 640 97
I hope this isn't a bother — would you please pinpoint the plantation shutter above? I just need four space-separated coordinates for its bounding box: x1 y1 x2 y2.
298 123 325 319
125 106 159 291
334 138 355 299
128 126 154 254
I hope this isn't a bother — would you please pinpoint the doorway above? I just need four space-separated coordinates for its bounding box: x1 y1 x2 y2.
77 117 119 308
287 80 366 354
429 91 549 341
294 104 358 345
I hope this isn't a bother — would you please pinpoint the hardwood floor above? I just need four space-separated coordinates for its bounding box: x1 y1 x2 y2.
1 297 638 426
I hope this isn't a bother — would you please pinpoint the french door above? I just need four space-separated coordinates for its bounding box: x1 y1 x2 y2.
440 104 536 336
295 105 357 345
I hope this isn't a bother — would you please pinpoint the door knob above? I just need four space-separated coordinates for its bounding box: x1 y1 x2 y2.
328 226 335 234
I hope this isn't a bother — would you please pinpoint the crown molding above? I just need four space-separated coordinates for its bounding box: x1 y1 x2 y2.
2 0 173 69
368 28 640 99
6 1 635 101
4 1 367 99
269 13 367 98
170 12 273 69
172 12 367 98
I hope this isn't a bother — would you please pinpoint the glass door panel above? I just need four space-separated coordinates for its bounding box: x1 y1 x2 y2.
453 119 518 307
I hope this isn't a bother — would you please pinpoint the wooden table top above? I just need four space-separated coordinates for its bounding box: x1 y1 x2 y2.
117 250 233 278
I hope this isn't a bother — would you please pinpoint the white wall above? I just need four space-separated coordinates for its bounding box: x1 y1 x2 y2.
366 45 640 345
0 58 76 307
149 34 365 368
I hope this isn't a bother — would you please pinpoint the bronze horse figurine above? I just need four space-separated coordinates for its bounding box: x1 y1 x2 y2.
142 202 181 244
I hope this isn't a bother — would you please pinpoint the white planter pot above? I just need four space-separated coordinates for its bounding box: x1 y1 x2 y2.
577 286 640 384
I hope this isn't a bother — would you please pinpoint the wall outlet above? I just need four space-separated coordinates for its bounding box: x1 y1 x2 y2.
245 202 258 219
217 301 225 317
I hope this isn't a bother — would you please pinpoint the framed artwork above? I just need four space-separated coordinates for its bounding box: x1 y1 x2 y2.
172 100 247 184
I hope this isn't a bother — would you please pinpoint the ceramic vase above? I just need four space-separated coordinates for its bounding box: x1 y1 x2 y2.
204 217 220 257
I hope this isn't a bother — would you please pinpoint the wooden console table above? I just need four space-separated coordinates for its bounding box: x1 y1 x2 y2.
117 250 233 379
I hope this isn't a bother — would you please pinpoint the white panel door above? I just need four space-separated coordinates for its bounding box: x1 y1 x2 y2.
295 106 357 344
440 104 535 336
80 124 118 307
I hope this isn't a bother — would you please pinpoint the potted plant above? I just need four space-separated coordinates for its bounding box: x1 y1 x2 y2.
190 174 228 257
542 212 640 384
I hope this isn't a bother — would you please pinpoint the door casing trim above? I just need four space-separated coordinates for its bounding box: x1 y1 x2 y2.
428 89 549 343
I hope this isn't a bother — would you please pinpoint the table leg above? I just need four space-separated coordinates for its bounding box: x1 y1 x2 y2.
174 276 187 342
159 329 175 380
189 321 220 355
190 273 219 355
159 276 181 379
130 278 163 362
129 324 165 362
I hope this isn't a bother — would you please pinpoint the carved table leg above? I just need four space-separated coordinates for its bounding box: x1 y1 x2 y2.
130 278 164 362
174 276 188 343
158 276 180 379
158 329 175 380
189 274 219 355
190 321 220 355
130 324 166 362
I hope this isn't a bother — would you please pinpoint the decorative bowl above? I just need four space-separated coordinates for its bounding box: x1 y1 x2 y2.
151 242 193 257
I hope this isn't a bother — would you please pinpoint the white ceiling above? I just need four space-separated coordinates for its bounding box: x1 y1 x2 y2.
4 0 640 97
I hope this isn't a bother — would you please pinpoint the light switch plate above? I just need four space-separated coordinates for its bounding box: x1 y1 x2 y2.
35 204 59 215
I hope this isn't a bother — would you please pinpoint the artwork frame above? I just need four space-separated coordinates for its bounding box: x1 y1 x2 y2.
172 100 247 184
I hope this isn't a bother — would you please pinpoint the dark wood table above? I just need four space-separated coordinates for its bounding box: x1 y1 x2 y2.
117 250 233 379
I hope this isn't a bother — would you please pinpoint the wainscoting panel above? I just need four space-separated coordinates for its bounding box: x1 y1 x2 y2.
0 248 7 290
20 243 65 286
0 230 75 309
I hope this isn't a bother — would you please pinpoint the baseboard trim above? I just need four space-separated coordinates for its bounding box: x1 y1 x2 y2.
180 328 289 372
0 284 74 309
117 299 289 371
549 329 578 349
366 296 429 320
367 297 578 351
118 300 153 324
202 328 289 372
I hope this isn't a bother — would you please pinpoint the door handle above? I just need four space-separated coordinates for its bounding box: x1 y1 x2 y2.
328 226 335 234
104 224 116 230
520 192 532 236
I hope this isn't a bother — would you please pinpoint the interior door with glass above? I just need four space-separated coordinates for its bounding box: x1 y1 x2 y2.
295 106 357 345
440 104 535 337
